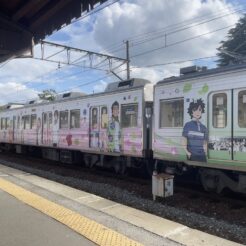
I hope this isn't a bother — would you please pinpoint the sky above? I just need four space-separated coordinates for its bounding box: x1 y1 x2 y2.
0 0 245 105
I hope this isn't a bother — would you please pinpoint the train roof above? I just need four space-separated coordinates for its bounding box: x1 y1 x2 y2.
104 78 151 92
156 63 246 86
0 78 152 112
0 103 24 110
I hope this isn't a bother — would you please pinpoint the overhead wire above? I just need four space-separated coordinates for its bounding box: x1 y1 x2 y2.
130 24 236 58
104 4 245 54
132 56 218 68
7 68 127 104
0 58 126 103
0 20 238 102
1 2 245 102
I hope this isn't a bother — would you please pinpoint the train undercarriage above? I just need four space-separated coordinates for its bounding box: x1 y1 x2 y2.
1 142 246 195
156 160 246 195
0 143 153 176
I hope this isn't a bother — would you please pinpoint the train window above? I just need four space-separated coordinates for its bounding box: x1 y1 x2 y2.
121 104 138 128
70 109 80 129
1 118 5 130
91 108 98 129
101 107 108 129
238 90 246 128
31 114 37 129
159 98 184 128
212 93 227 128
60 111 69 129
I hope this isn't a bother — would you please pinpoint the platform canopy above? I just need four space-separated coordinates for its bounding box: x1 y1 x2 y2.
0 0 108 63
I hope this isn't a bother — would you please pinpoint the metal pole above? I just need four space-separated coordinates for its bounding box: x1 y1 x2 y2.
126 40 130 79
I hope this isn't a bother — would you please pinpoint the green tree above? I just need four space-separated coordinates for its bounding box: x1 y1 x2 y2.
38 89 57 101
217 14 246 67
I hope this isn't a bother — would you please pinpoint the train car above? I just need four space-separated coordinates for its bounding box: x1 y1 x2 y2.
0 78 153 174
153 64 246 194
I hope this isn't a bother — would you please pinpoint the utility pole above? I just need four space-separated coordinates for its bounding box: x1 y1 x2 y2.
125 40 130 80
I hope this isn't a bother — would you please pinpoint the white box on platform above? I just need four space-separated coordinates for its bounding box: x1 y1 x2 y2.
152 173 174 200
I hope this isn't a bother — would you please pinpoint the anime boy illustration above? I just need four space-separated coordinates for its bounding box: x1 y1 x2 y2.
182 98 208 162
108 101 121 152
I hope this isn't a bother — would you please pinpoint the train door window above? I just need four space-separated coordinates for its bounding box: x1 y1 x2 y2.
70 109 80 129
60 110 69 129
13 116 16 129
212 93 227 128
22 116 26 129
31 114 37 129
6 118 9 129
43 113 47 129
24 115 30 129
21 117 25 129
17 116 20 129
91 108 98 129
121 104 138 128
238 90 246 128
9 119 12 129
101 107 108 129
48 112 52 129
159 98 184 128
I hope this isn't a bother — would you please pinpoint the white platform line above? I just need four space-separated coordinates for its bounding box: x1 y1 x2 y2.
87 198 104 204
164 226 188 237
101 203 120 211
76 195 96 200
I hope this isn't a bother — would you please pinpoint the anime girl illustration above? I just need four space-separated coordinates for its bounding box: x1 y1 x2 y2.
182 98 208 162
108 101 121 152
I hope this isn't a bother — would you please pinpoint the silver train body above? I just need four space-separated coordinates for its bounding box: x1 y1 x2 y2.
1 64 246 193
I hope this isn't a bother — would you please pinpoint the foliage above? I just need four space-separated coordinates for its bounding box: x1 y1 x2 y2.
217 14 246 67
38 89 57 101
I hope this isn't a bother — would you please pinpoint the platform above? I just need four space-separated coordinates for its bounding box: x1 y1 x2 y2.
0 164 242 246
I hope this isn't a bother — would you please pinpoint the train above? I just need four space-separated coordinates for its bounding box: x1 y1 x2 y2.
0 63 246 194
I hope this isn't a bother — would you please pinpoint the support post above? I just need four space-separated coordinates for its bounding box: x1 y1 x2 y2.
126 40 130 80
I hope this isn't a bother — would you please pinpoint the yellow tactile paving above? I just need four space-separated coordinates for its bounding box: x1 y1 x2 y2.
0 178 143 246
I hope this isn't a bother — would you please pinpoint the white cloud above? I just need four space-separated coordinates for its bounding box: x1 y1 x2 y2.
93 0 241 81
0 0 243 104
92 80 108 92
0 82 38 105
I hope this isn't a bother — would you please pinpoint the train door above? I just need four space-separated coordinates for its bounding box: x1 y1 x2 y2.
208 91 232 160
89 107 99 149
99 106 108 151
233 88 246 161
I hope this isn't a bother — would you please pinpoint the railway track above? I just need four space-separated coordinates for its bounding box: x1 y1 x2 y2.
0 152 246 244
0 151 245 212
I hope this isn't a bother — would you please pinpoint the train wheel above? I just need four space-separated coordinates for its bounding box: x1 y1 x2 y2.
199 168 222 193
